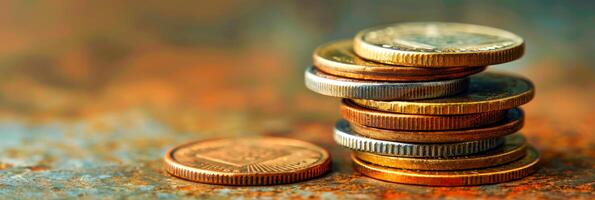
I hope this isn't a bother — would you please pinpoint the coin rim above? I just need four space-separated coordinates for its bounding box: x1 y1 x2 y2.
352 146 540 186
163 137 332 185
353 134 527 170
353 22 525 67
349 108 523 143
313 40 486 81
341 99 507 130
352 72 535 115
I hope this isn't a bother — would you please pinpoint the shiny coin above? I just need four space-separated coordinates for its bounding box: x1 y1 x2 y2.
341 99 507 130
353 72 534 115
304 66 468 100
334 120 504 157
164 137 331 185
351 108 523 143
354 134 527 170
313 40 485 81
352 146 540 186
354 22 524 67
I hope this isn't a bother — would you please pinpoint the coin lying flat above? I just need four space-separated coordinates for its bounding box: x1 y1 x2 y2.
354 134 527 170
350 108 523 143
304 66 468 100
334 120 504 157
164 137 331 185
341 99 507 130
352 146 539 186
313 40 486 81
354 22 524 67
353 72 534 115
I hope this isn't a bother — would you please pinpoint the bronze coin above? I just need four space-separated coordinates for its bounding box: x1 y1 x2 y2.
164 137 331 185
350 108 523 143
353 72 535 115
354 134 527 170
313 40 485 81
341 99 507 131
352 146 540 186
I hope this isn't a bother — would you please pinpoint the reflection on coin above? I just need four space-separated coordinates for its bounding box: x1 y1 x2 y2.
354 22 524 67
354 134 527 170
304 66 468 100
164 137 331 185
350 108 523 143
352 146 540 186
353 72 534 115
313 40 485 81
334 120 504 157
341 99 507 130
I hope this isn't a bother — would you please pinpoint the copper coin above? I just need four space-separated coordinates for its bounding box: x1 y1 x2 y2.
164 137 331 185
313 40 486 81
352 146 540 186
353 72 535 115
341 99 507 130
354 134 527 170
353 22 524 67
350 108 523 143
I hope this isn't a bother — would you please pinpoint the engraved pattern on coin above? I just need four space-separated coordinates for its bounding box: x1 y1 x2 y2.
172 138 324 173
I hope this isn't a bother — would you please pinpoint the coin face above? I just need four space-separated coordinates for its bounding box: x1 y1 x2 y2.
352 146 539 186
313 40 485 81
164 137 331 185
354 134 527 170
350 108 523 143
353 72 534 115
354 22 524 67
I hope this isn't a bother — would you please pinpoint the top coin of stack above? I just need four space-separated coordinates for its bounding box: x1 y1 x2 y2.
305 22 538 186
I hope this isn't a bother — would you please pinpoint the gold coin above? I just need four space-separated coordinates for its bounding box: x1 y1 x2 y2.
352 146 540 186
164 137 331 185
350 108 523 143
354 134 527 170
354 22 524 67
313 40 485 81
353 72 534 115
341 99 507 130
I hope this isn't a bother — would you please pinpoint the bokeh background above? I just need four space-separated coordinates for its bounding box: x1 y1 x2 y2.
0 0 593 199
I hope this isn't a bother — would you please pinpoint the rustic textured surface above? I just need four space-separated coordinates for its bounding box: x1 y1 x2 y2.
0 1 594 199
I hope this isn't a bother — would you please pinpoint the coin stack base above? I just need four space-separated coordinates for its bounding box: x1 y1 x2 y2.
306 22 539 186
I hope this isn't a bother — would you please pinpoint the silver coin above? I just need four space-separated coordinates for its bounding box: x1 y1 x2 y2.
304 66 469 100
334 119 504 157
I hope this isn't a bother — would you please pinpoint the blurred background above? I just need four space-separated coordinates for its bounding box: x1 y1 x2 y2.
0 0 594 197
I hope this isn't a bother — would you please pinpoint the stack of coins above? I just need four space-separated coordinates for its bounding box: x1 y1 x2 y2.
305 22 539 186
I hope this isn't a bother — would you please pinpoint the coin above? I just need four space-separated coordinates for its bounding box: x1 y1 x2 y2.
352 146 540 186
164 137 331 185
313 40 486 81
353 72 534 115
341 99 507 130
304 66 468 100
350 108 523 143
354 134 527 170
353 22 524 67
334 120 504 157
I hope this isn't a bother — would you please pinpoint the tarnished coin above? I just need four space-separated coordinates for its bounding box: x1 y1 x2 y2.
164 137 331 185
341 99 507 130
350 108 523 143
352 146 540 186
353 72 534 115
304 66 468 100
354 22 524 67
334 120 504 157
313 40 485 81
354 134 527 170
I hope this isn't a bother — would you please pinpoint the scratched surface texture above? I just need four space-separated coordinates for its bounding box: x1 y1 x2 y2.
0 1 594 199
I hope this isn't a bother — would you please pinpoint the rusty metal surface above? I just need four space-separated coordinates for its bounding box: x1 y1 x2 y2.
0 1 594 199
